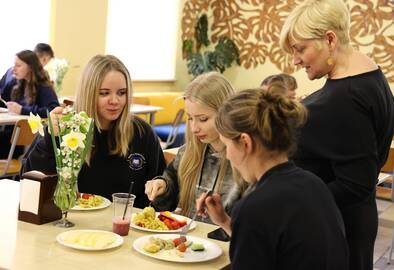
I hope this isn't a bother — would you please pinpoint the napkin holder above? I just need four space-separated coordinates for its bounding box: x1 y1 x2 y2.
18 170 62 225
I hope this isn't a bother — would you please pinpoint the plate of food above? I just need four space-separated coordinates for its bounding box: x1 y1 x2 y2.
56 229 123 251
133 234 222 263
71 193 111 211
130 207 197 233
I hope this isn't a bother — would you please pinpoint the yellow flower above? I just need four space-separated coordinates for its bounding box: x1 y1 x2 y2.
27 112 44 136
61 131 86 151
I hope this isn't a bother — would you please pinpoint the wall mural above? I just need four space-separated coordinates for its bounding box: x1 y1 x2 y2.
181 0 394 83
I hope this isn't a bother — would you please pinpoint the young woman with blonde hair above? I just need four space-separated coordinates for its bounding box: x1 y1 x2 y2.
197 88 348 269
145 72 244 220
280 0 394 269
22 55 166 208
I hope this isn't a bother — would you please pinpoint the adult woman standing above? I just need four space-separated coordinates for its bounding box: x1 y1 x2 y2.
0 50 59 158
280 0 394 269
22 55 166 208
198 88 348 269
145 72 245 221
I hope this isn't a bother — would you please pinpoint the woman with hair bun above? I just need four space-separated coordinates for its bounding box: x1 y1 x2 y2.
197 88 348 269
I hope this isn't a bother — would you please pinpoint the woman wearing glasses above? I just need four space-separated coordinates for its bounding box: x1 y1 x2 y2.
145 72 246 221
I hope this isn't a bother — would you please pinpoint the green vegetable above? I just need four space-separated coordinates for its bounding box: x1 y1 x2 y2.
191 243 205 251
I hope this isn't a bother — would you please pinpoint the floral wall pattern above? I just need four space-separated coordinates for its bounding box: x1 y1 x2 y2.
181 0 394 83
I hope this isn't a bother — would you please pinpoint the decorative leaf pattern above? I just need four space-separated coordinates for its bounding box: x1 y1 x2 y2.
182 0 394 83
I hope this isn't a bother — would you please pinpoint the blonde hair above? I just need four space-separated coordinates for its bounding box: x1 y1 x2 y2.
75 55 133 162
261 73 297 92
280 0 350 54
178 72 236 216
216 88 307 156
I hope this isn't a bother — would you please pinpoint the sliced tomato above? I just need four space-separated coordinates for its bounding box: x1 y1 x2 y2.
82 193 93 199
177 242 187 252
173 236 186 247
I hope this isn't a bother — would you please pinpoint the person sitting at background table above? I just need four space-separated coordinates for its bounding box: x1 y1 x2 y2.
197 88 349 270
0 43 54 93
279 0 394 269
144 72 247 221
22 54 166 208
0 50 59 159
260 73 298 99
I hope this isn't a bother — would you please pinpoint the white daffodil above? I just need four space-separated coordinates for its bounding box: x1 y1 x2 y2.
61 131 86 151
27 112 44 136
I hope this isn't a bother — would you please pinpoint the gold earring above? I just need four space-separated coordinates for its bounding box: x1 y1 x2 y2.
327 57 334 66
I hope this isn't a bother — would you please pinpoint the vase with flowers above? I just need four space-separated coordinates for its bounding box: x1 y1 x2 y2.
44 58 69 93
28 109 94 227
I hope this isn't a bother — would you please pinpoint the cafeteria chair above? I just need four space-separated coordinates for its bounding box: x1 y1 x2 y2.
0 119 36 178
163 147 179 165
375 144 394 264
157 108 185 150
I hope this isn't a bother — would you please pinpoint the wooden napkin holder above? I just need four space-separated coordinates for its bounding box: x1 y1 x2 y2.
18 171 62 225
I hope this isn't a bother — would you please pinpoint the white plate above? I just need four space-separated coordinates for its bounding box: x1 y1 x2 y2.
56 229 123 251
133 234 222 263
0 108 8 113
71 196 111 211
130 213 197 233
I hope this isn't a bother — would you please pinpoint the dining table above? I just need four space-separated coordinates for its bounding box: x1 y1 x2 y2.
0 179 230 270
0 110 28 125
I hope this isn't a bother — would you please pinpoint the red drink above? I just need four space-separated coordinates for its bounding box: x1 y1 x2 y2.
112 216 130 236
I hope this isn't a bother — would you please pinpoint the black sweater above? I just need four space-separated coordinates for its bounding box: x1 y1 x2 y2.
294 68 394 210
230 162 348 270
22 117 166 208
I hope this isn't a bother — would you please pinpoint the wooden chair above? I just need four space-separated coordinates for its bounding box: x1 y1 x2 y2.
163 147 179 165
0 119 36 178
376 145 394 200
375 141 394 263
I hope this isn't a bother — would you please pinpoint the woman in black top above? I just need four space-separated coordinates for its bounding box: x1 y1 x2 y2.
22 55 165 208
280 0 394 269
197 87 349 270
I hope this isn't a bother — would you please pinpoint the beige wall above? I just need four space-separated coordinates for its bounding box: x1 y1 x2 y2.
50 0 108 96
52 0 393 97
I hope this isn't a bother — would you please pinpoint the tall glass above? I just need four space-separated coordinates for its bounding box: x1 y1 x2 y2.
112 193 135 236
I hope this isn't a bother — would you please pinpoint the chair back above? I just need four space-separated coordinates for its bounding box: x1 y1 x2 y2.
165 109 185 148
11 119 36 146
1 119 37 177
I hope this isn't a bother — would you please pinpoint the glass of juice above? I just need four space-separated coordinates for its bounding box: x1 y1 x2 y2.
112 193 135 236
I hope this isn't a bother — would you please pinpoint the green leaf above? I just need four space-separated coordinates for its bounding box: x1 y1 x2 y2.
186 53 207 77
183 39 194 59
80 120 94 168
214 37 240 72
47 110 62 168
195 14 210 50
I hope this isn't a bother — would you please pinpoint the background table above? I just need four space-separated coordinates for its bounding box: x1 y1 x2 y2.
0 180 230 270
0 112 28 125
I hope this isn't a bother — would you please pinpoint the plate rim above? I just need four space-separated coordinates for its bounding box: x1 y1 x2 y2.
56 229 123 251
130 212 197 233
132 233 223 263
71 195 111 211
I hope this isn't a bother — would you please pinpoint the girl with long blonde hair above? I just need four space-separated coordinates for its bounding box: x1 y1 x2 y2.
145 72 243 219
22 55 166 208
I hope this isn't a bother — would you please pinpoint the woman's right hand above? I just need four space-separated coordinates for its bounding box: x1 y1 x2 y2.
145 178 167 201
196 192 232 236
48 106 65 136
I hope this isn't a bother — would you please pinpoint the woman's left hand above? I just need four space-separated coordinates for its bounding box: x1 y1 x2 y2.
6 101 22 114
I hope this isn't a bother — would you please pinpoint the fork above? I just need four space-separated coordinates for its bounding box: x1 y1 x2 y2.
179 190 213 238
179 211 198 238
